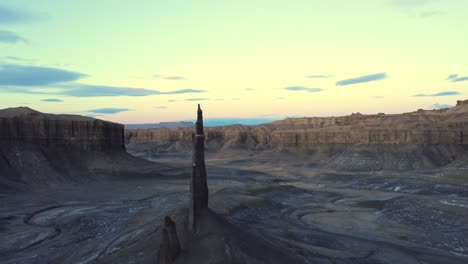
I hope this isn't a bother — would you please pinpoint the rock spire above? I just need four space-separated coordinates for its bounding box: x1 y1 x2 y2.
189 104 209 232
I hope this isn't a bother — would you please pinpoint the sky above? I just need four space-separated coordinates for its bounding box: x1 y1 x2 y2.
1 0 468 124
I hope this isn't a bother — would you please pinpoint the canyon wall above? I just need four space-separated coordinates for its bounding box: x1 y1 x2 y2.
125 101 468 171
0 107 125 151
0 107 131 190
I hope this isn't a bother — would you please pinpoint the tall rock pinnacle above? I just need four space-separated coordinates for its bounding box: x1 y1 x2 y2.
189 104 209 232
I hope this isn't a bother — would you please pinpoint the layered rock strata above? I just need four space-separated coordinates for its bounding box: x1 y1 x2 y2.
125 100 468 170
0 107 128 189
0 107 125 151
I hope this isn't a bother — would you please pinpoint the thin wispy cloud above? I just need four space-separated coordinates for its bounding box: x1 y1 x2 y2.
0 30 28 44
371 96 385 99
41 98 63 102
391 0 432 9
413 91 461 97
446 73 468 82
153 74 186 80
165 76 186 80
168 100 176 103
336 73 387 86
447 74 458 80
0 63 87 86
2 56 35 62
451 76 468 82
60 85 156 97
420 11 445 18
0 5 40 24
154 106 168 109
245 88 254 91
88 108 131 114
164 89 205 94
0 64 207 97
391 0 445 18
0 85 205 97
0 86 49 95
56 85 206 97
430 103 453 109
305 75 333 79
0 84 206 97
285 86 323 92
184 98 208 101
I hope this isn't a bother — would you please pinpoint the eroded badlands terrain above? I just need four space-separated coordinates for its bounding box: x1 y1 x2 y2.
2 105 468 263
4 151 468 263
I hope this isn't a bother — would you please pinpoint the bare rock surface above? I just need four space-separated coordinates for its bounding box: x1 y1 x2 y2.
0 107 123 150
126 100 468 171
0 107 168 190
2 149 468 263
2 106 468 263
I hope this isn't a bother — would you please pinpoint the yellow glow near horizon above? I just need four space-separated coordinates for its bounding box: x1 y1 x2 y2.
1 0 467 124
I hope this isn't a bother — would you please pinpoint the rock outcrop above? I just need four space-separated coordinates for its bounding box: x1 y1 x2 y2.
0 107 136 190
457 100 468 106
126 101 468 170
189 104 209 232
158 105 209 263
0 107 125 151
158 216 181 264
155 106 305 263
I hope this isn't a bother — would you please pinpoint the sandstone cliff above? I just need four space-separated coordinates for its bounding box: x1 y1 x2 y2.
0 107 125 151
0 107 148 190
125 101 468 171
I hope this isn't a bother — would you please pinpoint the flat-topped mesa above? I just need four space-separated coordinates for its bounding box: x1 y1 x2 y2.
0 107 125 152
189 104 209 232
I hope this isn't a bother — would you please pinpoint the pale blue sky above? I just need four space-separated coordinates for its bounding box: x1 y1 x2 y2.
1 0 467 123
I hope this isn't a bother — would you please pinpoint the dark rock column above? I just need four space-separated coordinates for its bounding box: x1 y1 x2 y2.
189 104 209 232
157 216 181 264
158 229 171 264
165 216 181 259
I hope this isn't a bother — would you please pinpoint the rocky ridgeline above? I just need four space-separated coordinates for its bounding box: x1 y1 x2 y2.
126 101 468 170
0 107 124 151
126 101 468 149
0 107 128 189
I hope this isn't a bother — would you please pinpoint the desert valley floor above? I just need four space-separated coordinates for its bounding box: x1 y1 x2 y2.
2 150 468 264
